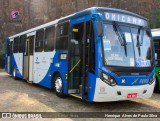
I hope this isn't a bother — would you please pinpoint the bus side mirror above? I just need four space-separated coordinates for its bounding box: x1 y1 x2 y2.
97 21 103 37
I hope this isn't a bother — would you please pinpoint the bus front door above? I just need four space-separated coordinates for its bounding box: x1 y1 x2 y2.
8 41 13 74
68 21 92 99
23 36 34 82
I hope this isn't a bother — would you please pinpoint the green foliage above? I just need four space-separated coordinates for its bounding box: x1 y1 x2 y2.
0 39 4 55
0 38 4 68
150 9 160 29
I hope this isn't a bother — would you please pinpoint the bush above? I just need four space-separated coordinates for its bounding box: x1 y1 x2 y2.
150 9 160 28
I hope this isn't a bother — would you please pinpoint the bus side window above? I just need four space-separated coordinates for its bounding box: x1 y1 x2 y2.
13 37 19 53
56 22 69 50
35 29 44 52
19 35 26 53
44 26 55 52
29 36 34 55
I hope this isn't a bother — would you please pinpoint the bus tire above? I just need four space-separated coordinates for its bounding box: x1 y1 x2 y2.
53 73 66 98
13 66 18 80
154 77 159 93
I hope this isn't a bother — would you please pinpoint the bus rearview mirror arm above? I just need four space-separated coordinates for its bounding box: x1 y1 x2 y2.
97 21 103 37
92 13 103 37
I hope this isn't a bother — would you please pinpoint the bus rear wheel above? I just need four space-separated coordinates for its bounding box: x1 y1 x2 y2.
53 73 65 98
13 67 18 80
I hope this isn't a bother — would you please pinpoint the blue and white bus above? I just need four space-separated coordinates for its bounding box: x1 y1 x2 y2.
5 7 155 102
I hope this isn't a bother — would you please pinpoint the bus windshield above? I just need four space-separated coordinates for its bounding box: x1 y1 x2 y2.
103 23 153 67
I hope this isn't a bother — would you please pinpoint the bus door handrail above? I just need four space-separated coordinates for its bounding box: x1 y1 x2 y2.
66 59 81 80
69 59 81 73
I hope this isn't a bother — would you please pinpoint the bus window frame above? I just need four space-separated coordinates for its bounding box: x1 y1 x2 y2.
19 35 26 53
13 36 19 53
44 25 56 52
88 20 96 74
35 29 45 52
55 21 69 51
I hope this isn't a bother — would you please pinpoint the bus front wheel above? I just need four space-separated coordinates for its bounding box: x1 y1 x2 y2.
53 73 65 98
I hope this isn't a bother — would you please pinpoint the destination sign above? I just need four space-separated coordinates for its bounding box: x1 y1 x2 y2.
105 12 148 27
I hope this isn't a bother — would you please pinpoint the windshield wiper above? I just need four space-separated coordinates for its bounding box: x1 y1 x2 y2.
113 22 127 56
137 27 144 56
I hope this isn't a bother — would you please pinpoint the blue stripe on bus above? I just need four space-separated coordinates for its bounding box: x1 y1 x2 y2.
11 54 23 78
87 73 96 102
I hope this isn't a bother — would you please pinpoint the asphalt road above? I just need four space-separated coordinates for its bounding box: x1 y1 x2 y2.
0 72 160 121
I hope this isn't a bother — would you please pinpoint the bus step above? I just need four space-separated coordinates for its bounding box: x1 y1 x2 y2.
79 85 88 94
69 94 82 99
68 89 80 94
27 80 33 84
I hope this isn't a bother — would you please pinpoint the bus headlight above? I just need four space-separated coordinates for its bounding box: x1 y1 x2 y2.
100 72 116 86
149 74 155 85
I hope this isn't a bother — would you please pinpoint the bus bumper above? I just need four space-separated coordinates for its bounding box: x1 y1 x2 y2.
93 78 155 102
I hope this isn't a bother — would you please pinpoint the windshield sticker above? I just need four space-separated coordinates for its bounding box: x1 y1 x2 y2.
136 58 151 67
125 33 132 42
104 40 111 50
107 54 123 61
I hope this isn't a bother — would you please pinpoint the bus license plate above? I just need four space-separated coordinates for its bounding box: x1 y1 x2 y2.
127 93 137 98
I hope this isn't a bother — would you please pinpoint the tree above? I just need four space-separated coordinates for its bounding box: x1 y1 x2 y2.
150 9 160 28
149 0 160 28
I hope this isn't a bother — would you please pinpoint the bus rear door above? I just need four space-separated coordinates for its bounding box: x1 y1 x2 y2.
7 40 13 74
23 33 35 82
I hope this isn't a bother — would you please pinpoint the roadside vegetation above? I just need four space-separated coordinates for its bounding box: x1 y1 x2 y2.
150 9 160 28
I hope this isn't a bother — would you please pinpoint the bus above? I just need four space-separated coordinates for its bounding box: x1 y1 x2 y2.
5 7 155 102
151 29 160 92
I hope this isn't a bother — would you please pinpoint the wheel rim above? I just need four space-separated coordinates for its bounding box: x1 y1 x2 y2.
13 68 16 77
55 77 62 93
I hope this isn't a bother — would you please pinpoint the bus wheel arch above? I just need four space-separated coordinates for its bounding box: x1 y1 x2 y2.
51 71 66 98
